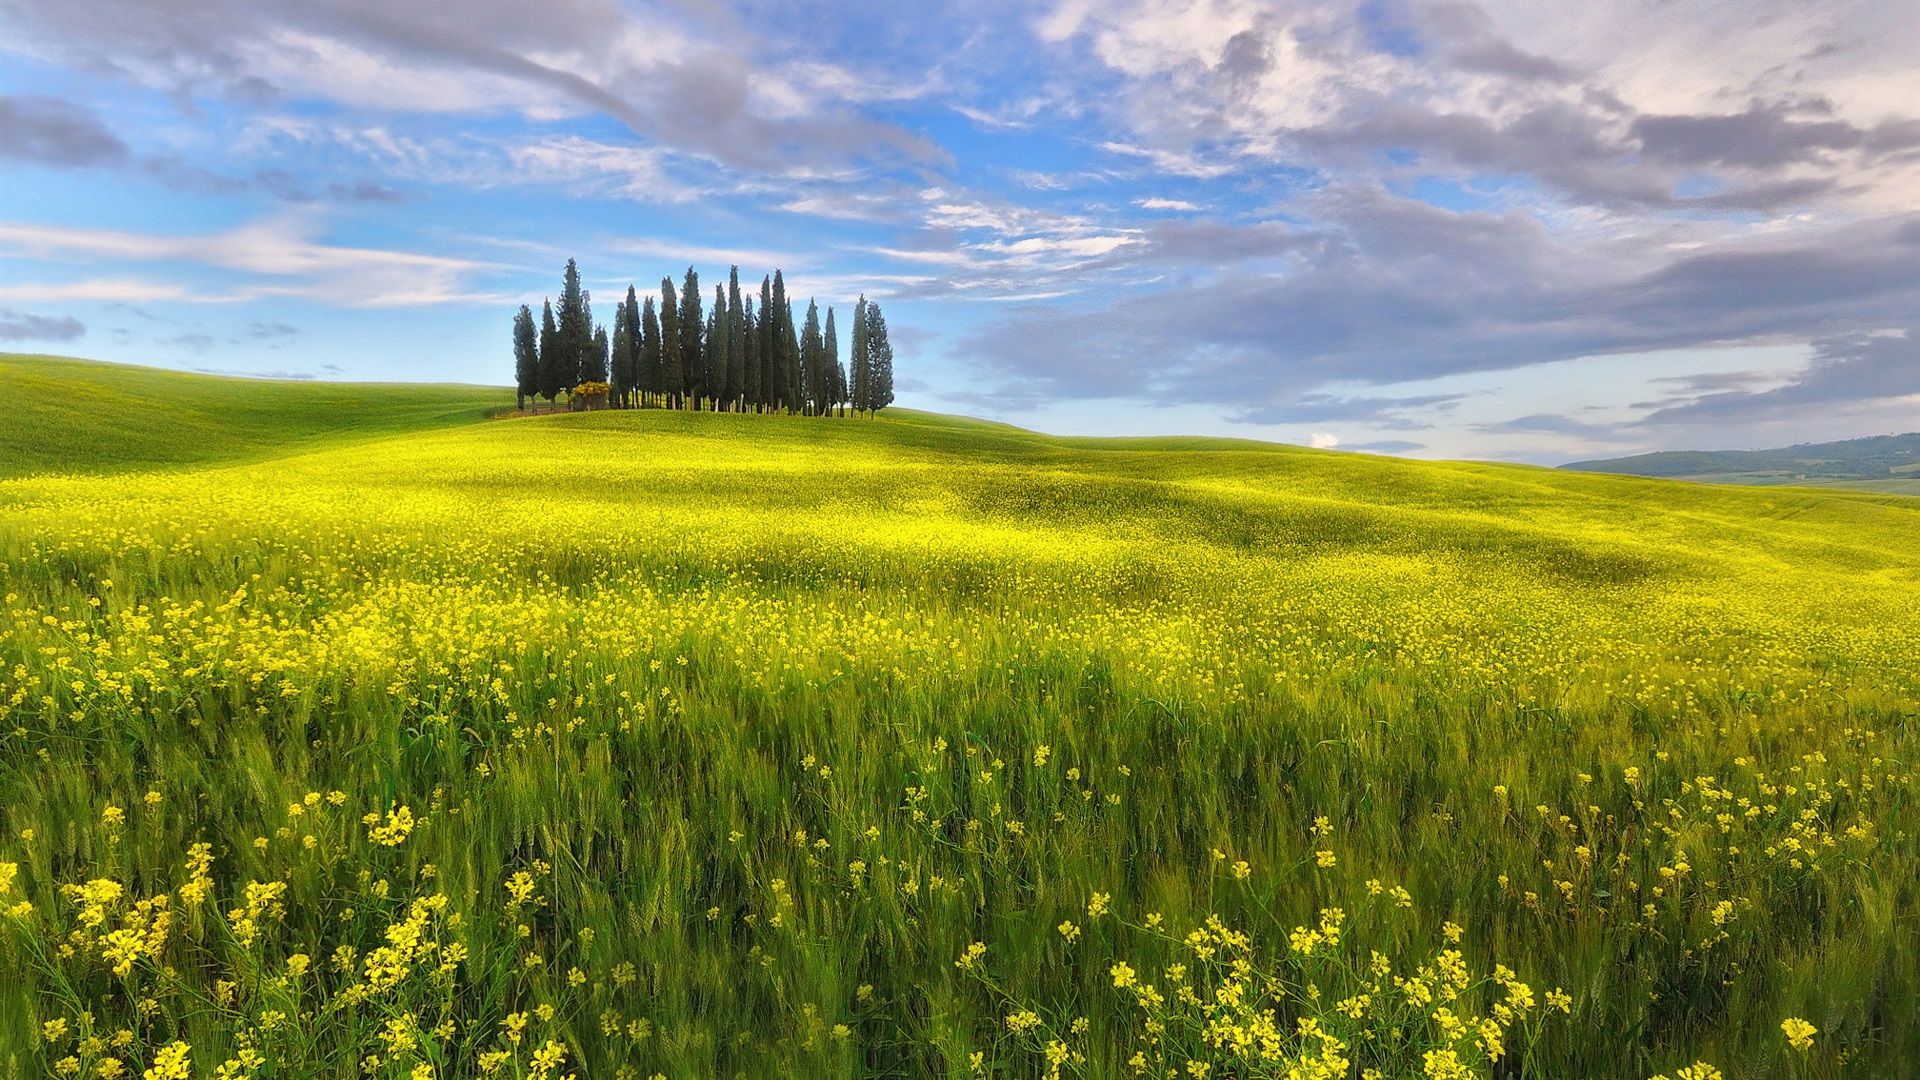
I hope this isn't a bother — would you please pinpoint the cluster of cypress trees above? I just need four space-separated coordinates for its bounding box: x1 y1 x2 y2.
512 258 894 416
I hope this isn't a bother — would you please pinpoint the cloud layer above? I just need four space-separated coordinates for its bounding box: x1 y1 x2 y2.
1 0 1915 458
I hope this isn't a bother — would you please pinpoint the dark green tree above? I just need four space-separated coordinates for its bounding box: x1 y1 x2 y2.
579 290 598 387
555 259 587 395
709 284 731 411
784 305 802 415
866 299 895 411
588 323 609 386
740 298 760 413
640 295 662 407
849 295 870 413
725 267 746 408
512 304 537 410
538 299 562 403
622 285 642 406
823 306 844 416
658 277 682 408
770 270 799 413
800 298 824 416
609 304 631 404
758 275 775 412
679 267 702 407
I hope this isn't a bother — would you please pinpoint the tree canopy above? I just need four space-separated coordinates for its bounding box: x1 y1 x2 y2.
512 258 898 417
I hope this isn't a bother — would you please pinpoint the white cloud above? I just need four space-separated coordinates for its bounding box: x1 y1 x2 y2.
1137 197 1201 211
250 120 694 203
1035 0 1101 43
0 279 201 303
0 216 500 307
1099 141 1235 179
974 235 1140 259
607 237 805 272
1308 432 1340 449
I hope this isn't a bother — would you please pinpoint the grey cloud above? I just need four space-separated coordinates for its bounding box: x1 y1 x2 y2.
1232 392 1466 428
1105 219 1321 267
1 1 943 176
0 95 129 166
1475 413 1633 439
0 310 87 342
142 156 315 200
328 180 409 202
1643 370 1779 397
0 102 329 199
1075 2 1911 221
1641 329 1920 425
1215 30 1272 87
2 103 393 201
952 192 1920 419
1415 1 1577 84
1445 37 1575 84
1295 98 1833 213
163 333 217 353
1631 101 1920 170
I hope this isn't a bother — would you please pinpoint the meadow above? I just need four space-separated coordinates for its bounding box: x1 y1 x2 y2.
1 357 1917 1079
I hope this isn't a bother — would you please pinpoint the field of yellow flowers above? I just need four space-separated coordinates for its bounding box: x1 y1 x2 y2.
2 361 1917 1078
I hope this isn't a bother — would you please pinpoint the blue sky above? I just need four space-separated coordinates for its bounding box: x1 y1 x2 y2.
2 0 1917 463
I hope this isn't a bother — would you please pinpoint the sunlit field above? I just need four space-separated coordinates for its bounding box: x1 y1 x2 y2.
2 359 1916 1079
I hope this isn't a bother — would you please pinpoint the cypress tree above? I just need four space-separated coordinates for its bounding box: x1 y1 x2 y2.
823 307 844 416
538 299 561 403
609 304 631 405
512 304 537 410
556 259 587 396
758 276 775 412
867 300 895 411
849 295 870 413
784 302 802 416
725 267 746 408
679 267 702 408
801 298 824 416
769 271 796 413
709 284 731 411
623 285 642 406
588 323 609 386
640 296 661 407
658 278 683 408
578 290 598 388
740 298 759 413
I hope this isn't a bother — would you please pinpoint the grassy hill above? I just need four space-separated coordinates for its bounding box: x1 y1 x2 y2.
2 356 1917 1078
0 353 503 477
1565 431 1920 493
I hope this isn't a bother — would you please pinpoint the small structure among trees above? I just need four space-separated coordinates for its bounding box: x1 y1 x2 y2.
570 381 611 411
512 258 895 416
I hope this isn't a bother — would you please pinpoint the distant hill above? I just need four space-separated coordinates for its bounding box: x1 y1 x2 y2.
1565 431 1920 494
0 353 503 478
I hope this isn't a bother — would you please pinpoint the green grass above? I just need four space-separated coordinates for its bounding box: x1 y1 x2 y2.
1 356 1917 1079
0 353 504 478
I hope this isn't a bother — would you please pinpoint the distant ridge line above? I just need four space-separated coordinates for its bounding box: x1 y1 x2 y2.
1564 431 1920 486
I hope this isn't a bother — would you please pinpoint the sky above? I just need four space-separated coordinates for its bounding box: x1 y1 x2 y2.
1 0 1917 463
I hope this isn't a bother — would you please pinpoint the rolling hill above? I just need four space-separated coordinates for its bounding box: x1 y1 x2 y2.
2 354 1917 1078
1565 431 1920 494
0 353 503 478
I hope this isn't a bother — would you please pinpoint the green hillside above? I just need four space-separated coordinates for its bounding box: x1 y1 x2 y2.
0 353 503 478
2 357 1918 1078
1565 430 1920 489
